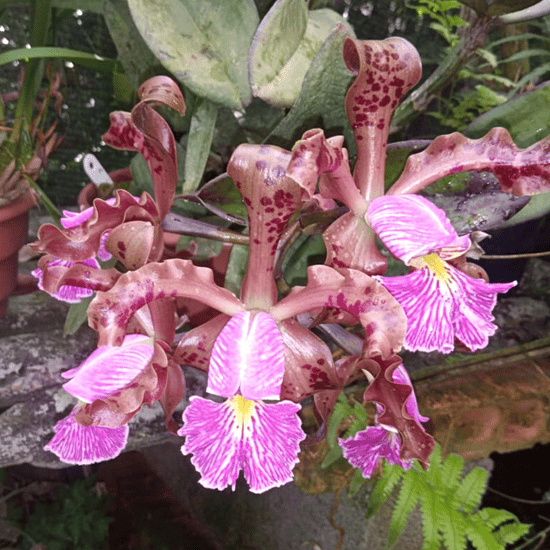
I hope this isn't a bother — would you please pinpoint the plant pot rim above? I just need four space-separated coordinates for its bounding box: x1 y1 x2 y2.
0 189 38 223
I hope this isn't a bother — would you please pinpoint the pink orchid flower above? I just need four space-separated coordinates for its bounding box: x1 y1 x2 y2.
340 364 428 478
367 194 516 353
44 334 184 464
178 311 306 493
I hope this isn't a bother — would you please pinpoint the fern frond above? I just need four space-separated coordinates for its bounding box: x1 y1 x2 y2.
365 461 404 520
367 444 531 550
453 467 488 514
388 469 421 548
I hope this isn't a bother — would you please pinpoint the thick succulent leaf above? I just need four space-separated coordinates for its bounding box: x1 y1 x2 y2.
89 259 244 346
249 0 307 106
269 24 355 148
250 2 349 107
208 311 285 400
271 264 407 359
36 255 121 295
363 356 435 468
388 127 550 197
128 0 258 109
425 172 530 233
227 143 307 309
32 191 158 262
278 318 340 402
173 313 230 372
193 173 247 224
343 37 422 198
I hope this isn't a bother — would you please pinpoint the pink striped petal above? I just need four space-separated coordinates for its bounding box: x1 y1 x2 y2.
207 311 285 401
339 425 412 479
62 335 155 403
367 195 471 264
179 396 305 493
44 409 128 465
378 263 515 353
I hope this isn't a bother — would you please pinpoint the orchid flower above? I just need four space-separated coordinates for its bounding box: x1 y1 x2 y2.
178 311 305 492
30 76 185 298
340 363 428 478
367 194 516 353
44 334 185 464
83 141 411 486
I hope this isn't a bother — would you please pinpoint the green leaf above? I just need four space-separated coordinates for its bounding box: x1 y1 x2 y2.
63 295 93 335
183 98 218 193
127 0 259 109
440 452 464 496
454 467 487 514
269 23 355 150
250 2 350 107
194 173 247 224
0 46 121 73
365 462 404 520
223 243 248 296
104 0 161 90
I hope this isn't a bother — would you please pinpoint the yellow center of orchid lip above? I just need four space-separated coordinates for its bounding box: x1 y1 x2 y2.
230 394 256 428
418 253 450 282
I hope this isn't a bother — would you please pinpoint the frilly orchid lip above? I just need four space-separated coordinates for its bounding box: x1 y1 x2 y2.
44 408 129 465
32 257 100 303
341 364 427 478
179 311 306 493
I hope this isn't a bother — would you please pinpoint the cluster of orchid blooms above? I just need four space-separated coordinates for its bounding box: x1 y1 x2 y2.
30 36 550 493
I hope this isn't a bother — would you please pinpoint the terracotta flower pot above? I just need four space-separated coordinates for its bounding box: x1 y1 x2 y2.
0 190 37 317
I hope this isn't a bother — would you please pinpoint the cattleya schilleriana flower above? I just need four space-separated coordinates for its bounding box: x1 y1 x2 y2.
31 34 550 492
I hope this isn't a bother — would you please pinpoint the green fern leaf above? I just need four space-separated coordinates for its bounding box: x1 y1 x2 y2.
453 467 488 513
366 462 404 519
440 452 464 496
494 520 531 546
387 469 421 548
466 513 505 550
440 504 467 550
418 484 443 550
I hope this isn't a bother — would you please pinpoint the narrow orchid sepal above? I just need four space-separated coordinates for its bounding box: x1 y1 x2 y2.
379 263 516 353
207 311 285 401
32 257 100 303
367 195 471 264
392 364 429 424
44 409 129 465
62 335 155 403
179 395 305 493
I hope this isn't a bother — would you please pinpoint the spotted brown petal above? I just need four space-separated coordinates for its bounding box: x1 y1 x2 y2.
89 260 244 346
363 356 435 468
343 37 422 199
388 127 550 197
271 264 406 359
32 190 159 262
